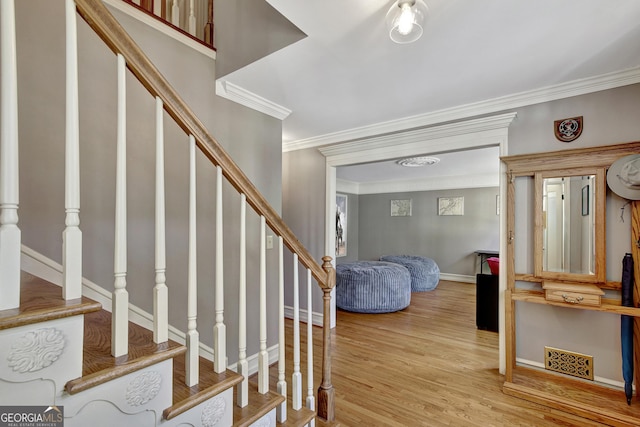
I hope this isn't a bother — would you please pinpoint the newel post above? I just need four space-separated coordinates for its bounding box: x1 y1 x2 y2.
317 256 336 421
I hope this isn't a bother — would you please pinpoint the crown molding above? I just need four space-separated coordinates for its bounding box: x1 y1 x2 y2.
337 173 498 195
320 112 516 167
216 80 292 120
336 179 359 194
103 0 216 60
284 66 640 152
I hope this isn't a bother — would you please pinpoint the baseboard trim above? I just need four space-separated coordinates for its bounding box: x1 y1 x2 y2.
20 244 277 376
284 306 323 327
439 273 475 284
515 357 627 390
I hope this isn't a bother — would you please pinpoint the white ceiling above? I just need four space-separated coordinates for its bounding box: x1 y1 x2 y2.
336 146 499 183
218 0 640 183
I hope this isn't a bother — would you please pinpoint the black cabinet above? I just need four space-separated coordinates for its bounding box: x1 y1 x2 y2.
476 274 498 332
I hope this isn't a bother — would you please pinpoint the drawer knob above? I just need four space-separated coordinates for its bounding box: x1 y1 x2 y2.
562 294 584 304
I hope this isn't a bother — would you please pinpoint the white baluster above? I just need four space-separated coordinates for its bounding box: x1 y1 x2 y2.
292 253 302 410
258 216 269 393
214 165 226 373
186 134 199 386
112 53 128 358
63 0 82 301
237 194 248 407
0 0 20 311
171 0 180 27
154 97 168 344
306 269 315 427
276 236 287 422
188 0 196 36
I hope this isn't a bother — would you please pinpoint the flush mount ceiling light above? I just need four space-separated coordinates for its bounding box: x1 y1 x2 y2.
396 156 440 167
385 0 428 44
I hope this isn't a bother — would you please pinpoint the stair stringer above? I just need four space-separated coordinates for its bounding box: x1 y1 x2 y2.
0 315 84 403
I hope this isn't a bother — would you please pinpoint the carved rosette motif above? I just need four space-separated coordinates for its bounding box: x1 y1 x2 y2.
125 371 162 407
253 415 271 427
7 328 65 373
201 396 226 427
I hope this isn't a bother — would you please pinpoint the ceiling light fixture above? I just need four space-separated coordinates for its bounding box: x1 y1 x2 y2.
396 156 440 167
385 0 428 44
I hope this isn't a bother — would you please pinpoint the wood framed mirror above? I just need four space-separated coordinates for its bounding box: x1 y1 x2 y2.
534 167 606 283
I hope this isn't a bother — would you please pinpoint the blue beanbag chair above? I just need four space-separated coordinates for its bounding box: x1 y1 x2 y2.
380 255 440 291
336 261 411 313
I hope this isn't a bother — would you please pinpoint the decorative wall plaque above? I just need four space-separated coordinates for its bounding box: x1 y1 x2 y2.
554 116 583 142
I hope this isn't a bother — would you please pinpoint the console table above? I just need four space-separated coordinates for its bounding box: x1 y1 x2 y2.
474 249 499 274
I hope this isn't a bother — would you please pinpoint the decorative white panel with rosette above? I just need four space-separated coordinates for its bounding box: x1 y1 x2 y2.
0 316 84 401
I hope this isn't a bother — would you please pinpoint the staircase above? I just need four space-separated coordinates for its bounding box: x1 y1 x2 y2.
0 0 337 426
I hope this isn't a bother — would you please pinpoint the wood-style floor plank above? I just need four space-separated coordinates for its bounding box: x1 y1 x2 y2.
271 280 609 426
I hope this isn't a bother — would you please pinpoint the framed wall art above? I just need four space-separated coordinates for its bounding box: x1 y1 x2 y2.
336 194 347 257
438 197 464 216
391 199 412 217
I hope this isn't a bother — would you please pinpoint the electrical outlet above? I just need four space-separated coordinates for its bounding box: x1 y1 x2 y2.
266 235 274 249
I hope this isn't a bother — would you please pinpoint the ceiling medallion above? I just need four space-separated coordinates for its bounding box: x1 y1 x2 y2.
554 116 583 142
396 156 440 167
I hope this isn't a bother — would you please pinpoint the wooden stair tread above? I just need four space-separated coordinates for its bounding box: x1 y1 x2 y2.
65 309 185 394
0 272 102 330
504 366 640 425
233 385 285 427
279 403 315 427
164 356 243 420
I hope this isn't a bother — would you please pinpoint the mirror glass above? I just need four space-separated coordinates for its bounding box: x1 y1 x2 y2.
542 175 595 275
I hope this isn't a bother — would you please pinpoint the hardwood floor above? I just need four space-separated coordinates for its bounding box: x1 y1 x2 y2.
272 280 608 426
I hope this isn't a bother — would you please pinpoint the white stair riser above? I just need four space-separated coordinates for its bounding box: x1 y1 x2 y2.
162 387 233 427
60 360 173 426
250 408 276 427
0 315 84 399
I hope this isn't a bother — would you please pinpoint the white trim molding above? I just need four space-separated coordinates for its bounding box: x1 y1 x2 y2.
103 0 216 60
439 273 475 284
516 358 627 391
284 305 323 327
337 172 498 195
216 80 292 120
285 66 640 152
321 112 517 167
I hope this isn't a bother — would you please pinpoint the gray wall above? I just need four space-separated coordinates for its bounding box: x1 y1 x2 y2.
355 188 499 276
282 83 640 383
214 0 306 79
14 1 284 363
282 148 327 312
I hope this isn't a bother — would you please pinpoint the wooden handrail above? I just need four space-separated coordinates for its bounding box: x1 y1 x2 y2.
73 0 328 288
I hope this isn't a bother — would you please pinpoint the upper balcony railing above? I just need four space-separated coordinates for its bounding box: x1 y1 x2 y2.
121 0 214 48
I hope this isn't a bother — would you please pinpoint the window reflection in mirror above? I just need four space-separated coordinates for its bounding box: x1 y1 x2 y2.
542 175 595 275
